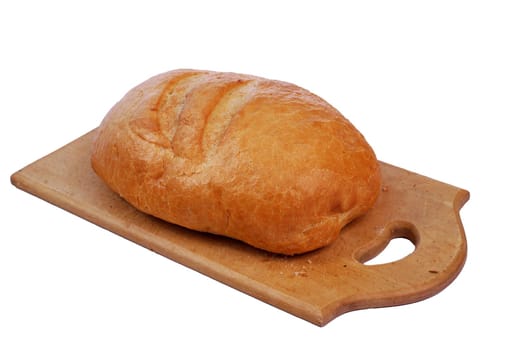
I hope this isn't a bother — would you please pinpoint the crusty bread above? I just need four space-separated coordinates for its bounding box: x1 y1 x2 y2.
91 69 381 255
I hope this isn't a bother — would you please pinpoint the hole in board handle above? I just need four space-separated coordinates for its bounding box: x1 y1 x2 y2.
364 237 415 265
358 221 419 265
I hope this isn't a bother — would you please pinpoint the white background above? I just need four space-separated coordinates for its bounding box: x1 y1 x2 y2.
2 1 522 348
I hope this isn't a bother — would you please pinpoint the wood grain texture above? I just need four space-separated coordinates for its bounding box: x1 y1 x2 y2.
11 130 469 326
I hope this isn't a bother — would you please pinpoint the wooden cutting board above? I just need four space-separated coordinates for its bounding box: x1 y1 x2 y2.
11 129 469 326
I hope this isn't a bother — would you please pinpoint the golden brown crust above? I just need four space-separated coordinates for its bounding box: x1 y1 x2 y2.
91 69 381 255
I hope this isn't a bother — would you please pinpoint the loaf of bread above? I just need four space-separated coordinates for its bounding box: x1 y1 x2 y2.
91 69 381 255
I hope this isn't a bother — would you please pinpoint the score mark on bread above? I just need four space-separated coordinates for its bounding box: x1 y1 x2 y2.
91 69 381 255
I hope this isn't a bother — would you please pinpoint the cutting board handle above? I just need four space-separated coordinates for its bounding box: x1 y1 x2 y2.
332 182 469 319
